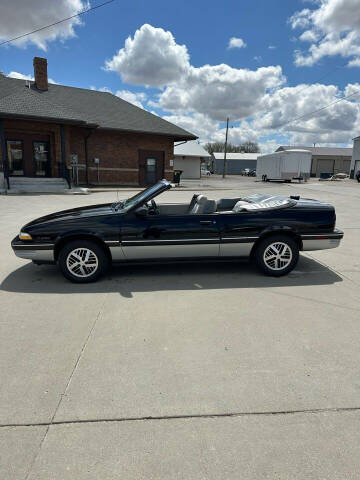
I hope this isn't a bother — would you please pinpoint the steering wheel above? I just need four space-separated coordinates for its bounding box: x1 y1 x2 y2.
148 199 159 215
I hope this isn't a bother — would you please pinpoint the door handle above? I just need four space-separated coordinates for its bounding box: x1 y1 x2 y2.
200 220 215 225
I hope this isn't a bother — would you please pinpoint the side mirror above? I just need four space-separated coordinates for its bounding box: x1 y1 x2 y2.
135 205 148 218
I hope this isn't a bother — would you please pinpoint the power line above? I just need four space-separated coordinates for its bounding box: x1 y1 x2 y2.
279 88 360 130
259 61 353 134
286 62 347 99
226 61 354 139
0 0 116 47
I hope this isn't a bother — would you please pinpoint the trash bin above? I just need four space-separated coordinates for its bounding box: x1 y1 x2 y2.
173 169 183 184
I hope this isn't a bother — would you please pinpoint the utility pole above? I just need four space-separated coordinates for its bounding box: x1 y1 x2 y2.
222 117 229 178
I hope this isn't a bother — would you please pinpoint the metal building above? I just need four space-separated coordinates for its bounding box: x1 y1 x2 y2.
276 146 352 177
212 152 258 175
350 136 360 178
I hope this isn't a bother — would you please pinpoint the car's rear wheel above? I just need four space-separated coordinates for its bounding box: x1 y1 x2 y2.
254 235 299 276
58 240 109 283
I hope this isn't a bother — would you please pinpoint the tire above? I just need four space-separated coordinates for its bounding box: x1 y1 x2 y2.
254 235 299 277
58 240 109 283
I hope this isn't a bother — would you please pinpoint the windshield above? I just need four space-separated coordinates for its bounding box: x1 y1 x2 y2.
112 181 170 212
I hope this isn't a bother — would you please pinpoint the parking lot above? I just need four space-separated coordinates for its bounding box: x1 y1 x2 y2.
1 176 360 479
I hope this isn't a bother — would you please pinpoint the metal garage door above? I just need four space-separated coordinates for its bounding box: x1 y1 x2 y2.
316 159 334 177
334 159 351 174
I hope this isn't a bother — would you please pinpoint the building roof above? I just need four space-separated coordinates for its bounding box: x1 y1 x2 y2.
212 152 258 160
174 141 210 158
276 145 352 157
0 75 196 140
258 149 312 159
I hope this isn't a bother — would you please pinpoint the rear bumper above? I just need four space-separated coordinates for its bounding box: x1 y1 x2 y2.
11 236 55 263
301 229 343 251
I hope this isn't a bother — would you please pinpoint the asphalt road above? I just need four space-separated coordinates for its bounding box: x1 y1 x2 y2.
1 176 359 479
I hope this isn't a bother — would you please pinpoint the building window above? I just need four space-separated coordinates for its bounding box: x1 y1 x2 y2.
7 140 24 176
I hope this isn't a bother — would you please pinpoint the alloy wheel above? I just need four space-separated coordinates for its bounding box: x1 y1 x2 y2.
66 248 98 278
263 242 292 271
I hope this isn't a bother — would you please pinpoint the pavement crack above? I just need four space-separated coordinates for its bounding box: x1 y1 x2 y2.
4 406 360 430
23 295 107 480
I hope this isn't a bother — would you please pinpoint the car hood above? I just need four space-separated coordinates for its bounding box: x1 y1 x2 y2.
24 203 114 228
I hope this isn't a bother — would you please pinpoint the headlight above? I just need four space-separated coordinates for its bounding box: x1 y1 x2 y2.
19 232 32 241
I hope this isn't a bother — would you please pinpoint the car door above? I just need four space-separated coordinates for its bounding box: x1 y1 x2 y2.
120 211 220 259
217 211 261 257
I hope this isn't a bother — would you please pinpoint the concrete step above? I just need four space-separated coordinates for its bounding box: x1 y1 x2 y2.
9 177 67 184
9 177 69 193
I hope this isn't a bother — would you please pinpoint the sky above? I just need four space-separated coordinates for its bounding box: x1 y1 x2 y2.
1 0 360 152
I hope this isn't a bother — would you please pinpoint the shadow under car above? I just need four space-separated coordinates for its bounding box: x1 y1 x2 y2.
1 255 342 298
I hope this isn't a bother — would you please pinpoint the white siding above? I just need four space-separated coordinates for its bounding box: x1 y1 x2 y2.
256 150 312 179
351 138 360 176
173 155 201 179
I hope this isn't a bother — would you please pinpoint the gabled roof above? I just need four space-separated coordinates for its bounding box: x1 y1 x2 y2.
276 145 352 156
0 75 196 140
212 152 258 160
174 140 210 158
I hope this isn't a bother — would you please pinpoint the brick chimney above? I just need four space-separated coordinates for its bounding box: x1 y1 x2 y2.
33 57 48 91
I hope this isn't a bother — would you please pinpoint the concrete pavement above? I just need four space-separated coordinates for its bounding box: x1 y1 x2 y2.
1 176 359 479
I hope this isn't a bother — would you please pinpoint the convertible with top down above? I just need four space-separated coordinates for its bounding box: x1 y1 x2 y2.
11 179 343 282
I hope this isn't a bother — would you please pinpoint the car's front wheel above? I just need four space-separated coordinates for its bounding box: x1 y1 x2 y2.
254 235 299 276
58 240 109 283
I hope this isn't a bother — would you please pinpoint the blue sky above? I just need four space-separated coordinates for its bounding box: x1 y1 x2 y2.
1 0 360 151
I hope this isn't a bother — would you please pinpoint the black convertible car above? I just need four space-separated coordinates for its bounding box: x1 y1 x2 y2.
12 179 343 283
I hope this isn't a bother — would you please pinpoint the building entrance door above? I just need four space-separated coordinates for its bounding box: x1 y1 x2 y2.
138 150 164 186
145 158 157 185
6 133 51 177
33 141 51 176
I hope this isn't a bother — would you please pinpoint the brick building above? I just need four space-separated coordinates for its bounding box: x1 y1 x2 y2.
0 57 196 191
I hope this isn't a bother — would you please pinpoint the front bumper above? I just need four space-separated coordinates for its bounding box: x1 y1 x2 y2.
11 236 55 263
301 229 344 251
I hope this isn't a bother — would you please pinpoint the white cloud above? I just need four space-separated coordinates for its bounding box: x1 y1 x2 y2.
115 90 147 109
299 30 319 42
252 82 360 145
289 0 360 66
258 139 280 154
162 81 360 149
8 71 57 84
0 0 88 50
90 86 112 93
89 85 147 109
268 45 277 50
103 23 359 149
162 113 219 142
288 9 311 29
157 63 284 122
104 24 190 88
228 37 247 49
348 57 360 67
7 71 33 81
344 83 360 98
106 24 283 122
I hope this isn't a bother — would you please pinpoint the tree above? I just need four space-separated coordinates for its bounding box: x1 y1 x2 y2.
204 141 260 154
241 141 260 153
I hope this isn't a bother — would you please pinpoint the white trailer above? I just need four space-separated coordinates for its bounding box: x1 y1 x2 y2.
256 149 312 182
